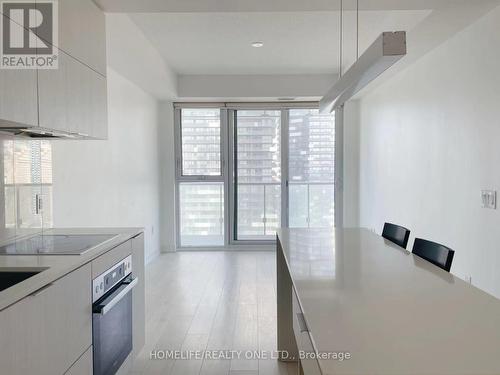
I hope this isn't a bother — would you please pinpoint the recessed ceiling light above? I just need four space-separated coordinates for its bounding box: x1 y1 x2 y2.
251 41 264 48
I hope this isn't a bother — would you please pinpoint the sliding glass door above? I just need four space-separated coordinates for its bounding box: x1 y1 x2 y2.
288 109 335 228
175 105 336 249
233 110 281 241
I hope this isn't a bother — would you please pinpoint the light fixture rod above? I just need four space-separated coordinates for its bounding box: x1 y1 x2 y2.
356 0 359 60
339 0 343 77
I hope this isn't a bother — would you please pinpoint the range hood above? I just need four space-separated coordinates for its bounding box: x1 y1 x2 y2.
0 123 88 139
320 31 407 114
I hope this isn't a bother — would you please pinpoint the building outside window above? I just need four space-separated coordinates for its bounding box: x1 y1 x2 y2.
175 105 335 249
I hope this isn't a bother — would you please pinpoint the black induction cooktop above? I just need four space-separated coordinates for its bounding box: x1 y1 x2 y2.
0 234 117 255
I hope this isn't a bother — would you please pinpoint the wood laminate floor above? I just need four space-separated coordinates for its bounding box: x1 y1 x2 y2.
130 251 298 375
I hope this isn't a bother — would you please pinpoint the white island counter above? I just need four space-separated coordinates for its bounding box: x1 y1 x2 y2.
277 228 500 375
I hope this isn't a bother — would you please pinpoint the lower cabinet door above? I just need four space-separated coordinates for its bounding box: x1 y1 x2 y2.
292 288 322 375
65 346 93 375
0 264 92 375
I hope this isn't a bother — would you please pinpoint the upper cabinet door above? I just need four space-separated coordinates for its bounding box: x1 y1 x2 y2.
37 0 107 76
37 48 71 134
38 49 108 139
0 1 107 138
0 69 38 127
0 16 38 127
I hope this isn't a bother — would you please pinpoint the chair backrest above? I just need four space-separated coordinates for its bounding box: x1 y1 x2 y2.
412 238 455 272
382 223 411 249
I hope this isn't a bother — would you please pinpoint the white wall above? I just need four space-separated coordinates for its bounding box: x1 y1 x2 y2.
51 69 161 263
158 101 176 252
177 74 337 101
106 14 177 100
350 5 500 297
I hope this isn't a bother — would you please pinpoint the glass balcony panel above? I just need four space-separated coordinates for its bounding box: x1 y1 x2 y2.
179 182 224 246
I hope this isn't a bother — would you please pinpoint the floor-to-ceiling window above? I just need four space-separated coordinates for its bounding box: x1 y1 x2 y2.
176 108 225 247
174 104 335 249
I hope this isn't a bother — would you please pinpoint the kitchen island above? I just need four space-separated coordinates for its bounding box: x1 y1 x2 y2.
277 228 500 375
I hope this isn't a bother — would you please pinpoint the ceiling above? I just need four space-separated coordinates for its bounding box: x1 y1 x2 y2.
129 10 430 75
95 0 478 13
97 0 500 99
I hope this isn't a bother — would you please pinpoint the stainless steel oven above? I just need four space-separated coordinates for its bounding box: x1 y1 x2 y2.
92 255 137 375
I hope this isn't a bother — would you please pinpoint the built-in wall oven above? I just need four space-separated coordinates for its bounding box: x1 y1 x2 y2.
92 255 138 375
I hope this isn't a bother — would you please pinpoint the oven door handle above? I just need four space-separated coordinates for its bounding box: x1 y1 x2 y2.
94 277 138 315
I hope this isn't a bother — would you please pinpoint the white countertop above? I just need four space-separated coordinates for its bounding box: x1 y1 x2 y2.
278 228 500 375
0 227 143 311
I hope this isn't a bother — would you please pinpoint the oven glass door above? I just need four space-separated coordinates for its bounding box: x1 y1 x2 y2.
92 275 135 375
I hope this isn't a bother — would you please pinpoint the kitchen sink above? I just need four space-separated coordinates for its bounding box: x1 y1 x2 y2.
0 270 43 292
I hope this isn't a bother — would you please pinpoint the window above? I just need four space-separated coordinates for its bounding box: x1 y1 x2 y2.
3 139 53 230
180 108 221 176
174 105 337 249
177 108 225 247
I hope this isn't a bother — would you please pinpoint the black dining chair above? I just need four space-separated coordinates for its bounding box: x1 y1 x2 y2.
412 238 455 272
382 223 411 249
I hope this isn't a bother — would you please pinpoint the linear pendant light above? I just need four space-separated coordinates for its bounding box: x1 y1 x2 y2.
319 31 407 114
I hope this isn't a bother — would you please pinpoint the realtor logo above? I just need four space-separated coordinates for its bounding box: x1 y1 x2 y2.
1 0 58 69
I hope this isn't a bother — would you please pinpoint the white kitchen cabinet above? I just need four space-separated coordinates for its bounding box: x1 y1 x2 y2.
0 69 38 128
37 0 106 76
38 49 108 138
65 346 93 375
37 50 76 134
0 1 107 139
0 264 92 375
58 0 106 76
0 17 38 128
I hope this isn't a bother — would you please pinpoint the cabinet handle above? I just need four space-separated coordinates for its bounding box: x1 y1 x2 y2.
296 312 308 333
94 277 138 315
35 194 40 215
30 283 54 297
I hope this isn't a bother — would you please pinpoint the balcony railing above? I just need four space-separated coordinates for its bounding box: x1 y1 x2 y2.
235 181 334 239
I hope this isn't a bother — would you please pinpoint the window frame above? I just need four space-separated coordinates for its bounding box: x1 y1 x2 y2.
228 108 286 246
287 108 336 229
174 103 342 251
174 107 229 249
175 107 226 182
